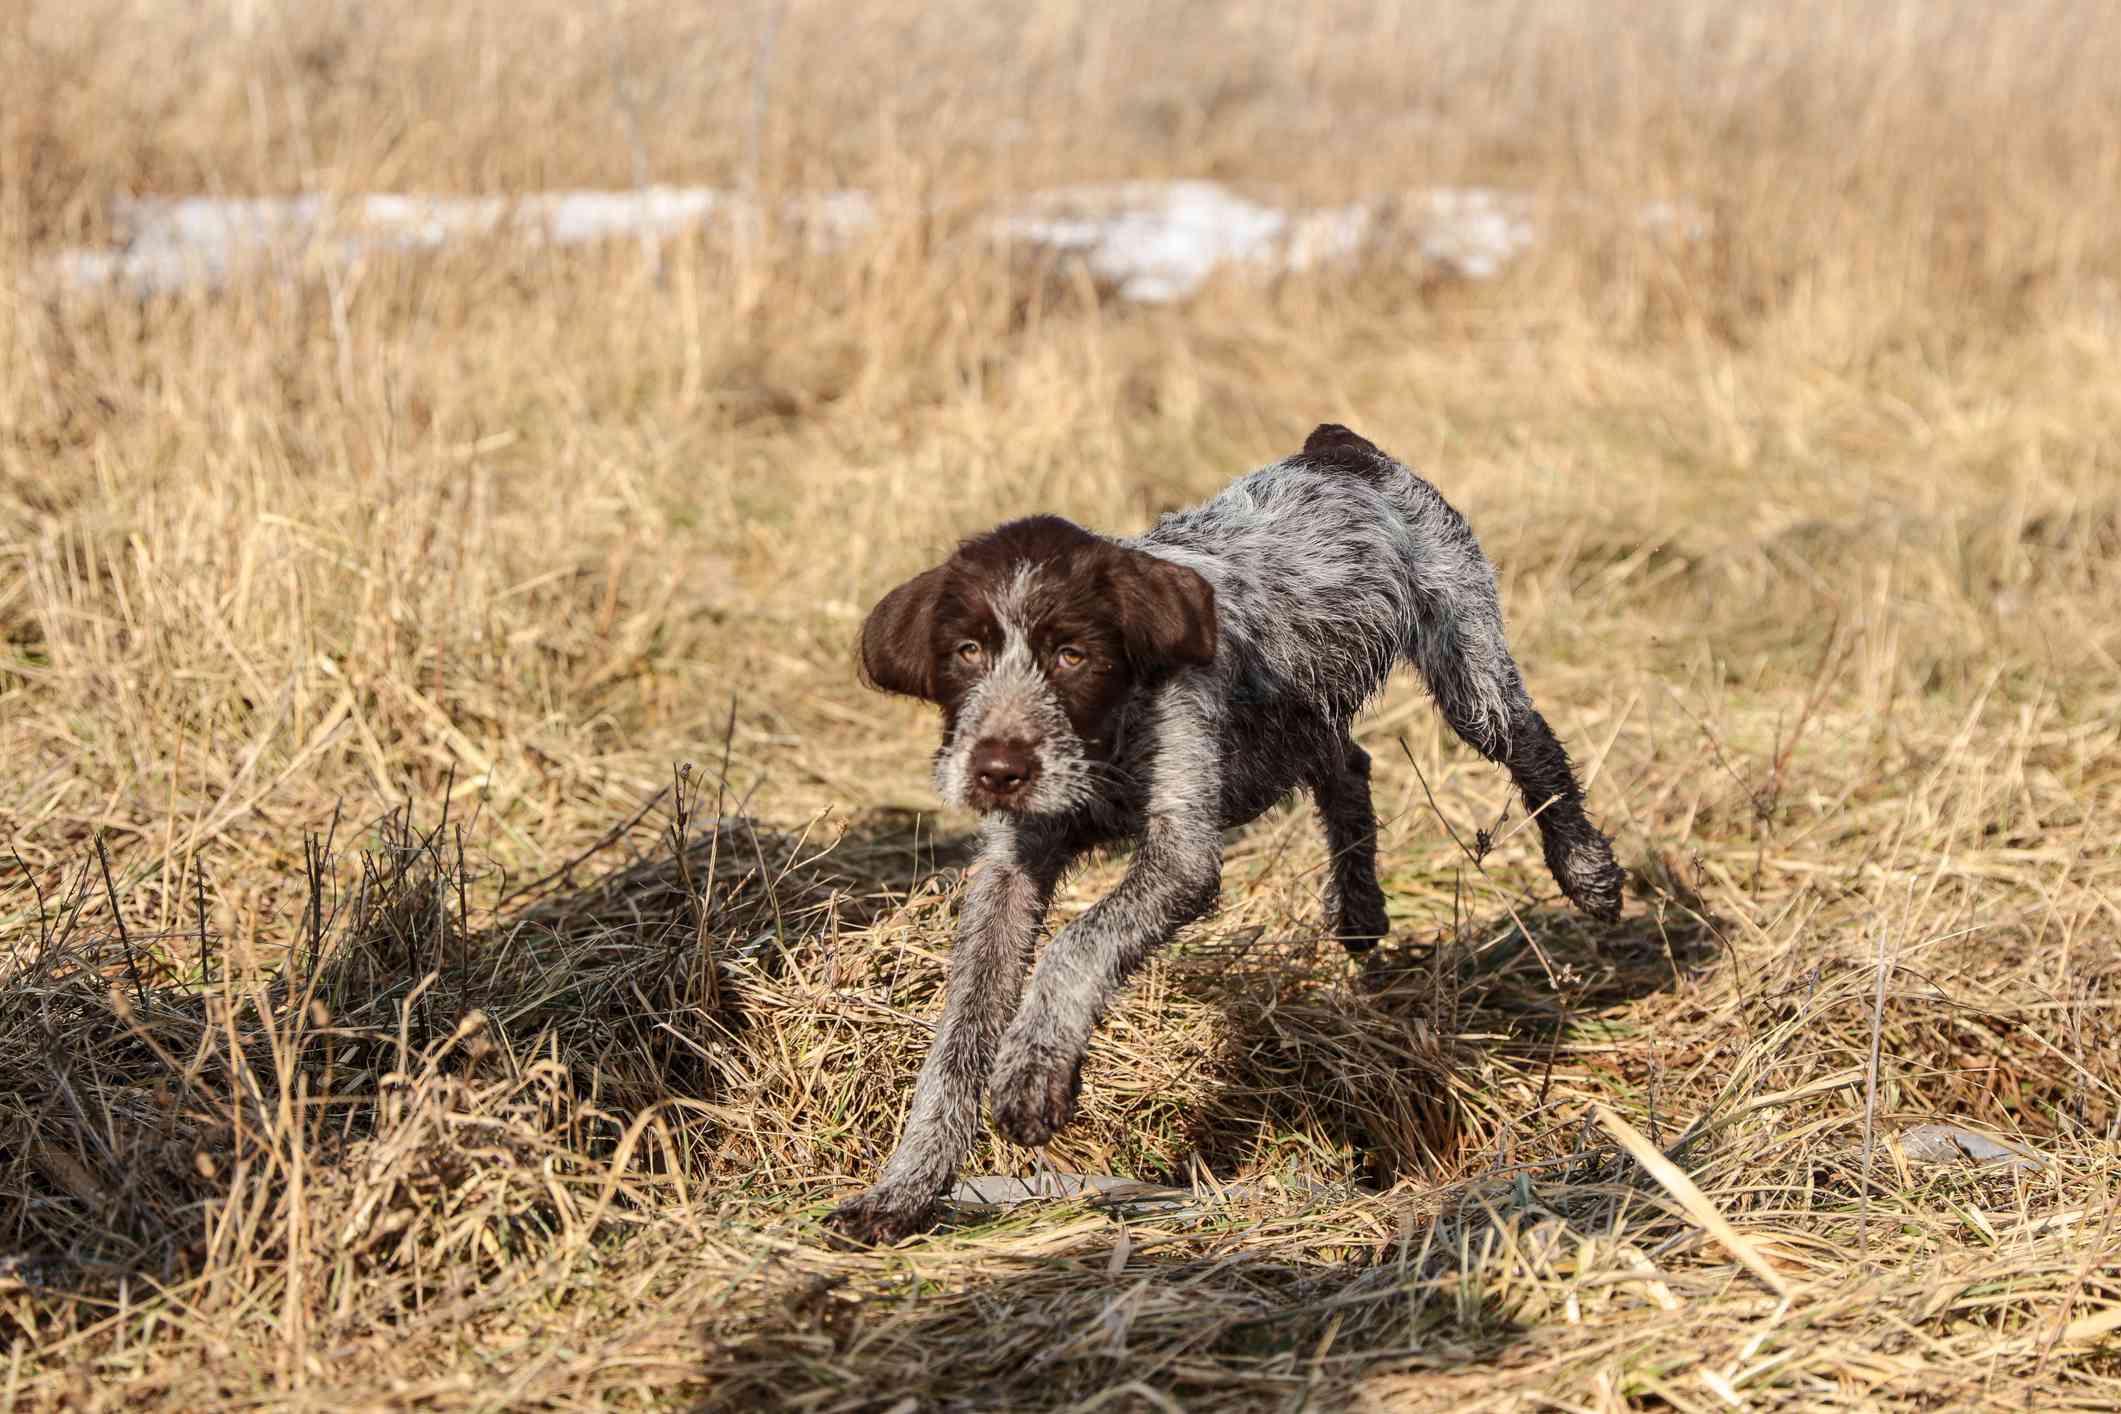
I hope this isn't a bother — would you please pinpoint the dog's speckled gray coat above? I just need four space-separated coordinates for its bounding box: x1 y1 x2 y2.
830 426 1623 1244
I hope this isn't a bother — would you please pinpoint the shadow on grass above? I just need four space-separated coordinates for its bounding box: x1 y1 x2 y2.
678 864 1727 1410
0 785 974 1288
690 1226 1537 1411
1169 883 1726 1193
0 777 1706 1353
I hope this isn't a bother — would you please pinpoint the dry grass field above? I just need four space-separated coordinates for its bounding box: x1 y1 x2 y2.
4 1 2121 1408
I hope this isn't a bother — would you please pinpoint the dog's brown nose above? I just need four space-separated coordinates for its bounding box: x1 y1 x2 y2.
972 740 1040 803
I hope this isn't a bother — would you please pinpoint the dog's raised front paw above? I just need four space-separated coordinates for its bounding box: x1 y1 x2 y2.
989 1047 1084 1148
823 1186 936 1247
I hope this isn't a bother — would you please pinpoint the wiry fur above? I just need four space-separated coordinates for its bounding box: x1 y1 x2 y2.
829 425 1625 1244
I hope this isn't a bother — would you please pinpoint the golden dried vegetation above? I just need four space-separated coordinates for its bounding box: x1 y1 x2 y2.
2 1 2118 1408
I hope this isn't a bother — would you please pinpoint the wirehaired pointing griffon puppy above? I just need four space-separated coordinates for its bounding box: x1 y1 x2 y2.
829 425 1623 1243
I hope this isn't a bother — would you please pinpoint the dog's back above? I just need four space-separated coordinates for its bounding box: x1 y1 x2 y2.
1131 425 1510 742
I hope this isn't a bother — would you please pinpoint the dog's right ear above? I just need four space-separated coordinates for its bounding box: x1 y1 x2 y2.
858 563 950 700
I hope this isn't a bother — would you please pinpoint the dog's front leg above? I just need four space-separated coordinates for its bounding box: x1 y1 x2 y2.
989 688 1223 1149
828 825 1061 1244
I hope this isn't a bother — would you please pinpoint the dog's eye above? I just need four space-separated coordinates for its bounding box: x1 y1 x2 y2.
955 641 984 665
1054 646 1087 670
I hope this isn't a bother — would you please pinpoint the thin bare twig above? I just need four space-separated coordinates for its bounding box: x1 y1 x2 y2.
745 0 788 192
95 834 145 1008
499 784 674 909
1398 736 1567 991
1860 918 1891 1258
10 845 50 950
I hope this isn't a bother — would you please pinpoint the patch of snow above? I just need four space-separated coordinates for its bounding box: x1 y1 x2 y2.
45 187 879 298
39 179 1695 303
994 182 1538 298
1404 187 1537 281
995 180 1291 303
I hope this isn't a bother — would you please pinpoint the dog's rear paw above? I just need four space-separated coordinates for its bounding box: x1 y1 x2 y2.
823 1187 935 1247
1332 899 1392 954
1558 841 1626 922
989 1048 1084 1148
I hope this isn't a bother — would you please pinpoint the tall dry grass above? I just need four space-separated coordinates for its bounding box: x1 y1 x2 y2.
2 1 2119 1408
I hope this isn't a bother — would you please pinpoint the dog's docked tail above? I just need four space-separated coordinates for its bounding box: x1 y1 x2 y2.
1298 422 1400 483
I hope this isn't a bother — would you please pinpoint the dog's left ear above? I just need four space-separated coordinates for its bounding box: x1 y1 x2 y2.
1115 550 1217 671
859 563 950 700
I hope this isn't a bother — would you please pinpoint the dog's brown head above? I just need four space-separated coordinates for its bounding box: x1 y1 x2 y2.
859 515 1216 814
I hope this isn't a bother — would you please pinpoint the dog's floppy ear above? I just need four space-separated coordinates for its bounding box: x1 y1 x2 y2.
859 563 951 700
1114 550 1217 672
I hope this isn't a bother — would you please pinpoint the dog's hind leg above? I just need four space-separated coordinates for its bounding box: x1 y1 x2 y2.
1479 695 1625 921
1307 734 1392 953
1400 522 1626 920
